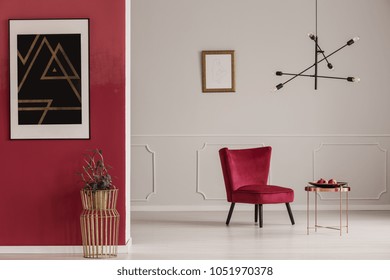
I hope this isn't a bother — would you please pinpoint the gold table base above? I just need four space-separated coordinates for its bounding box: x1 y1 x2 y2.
305 186 350 236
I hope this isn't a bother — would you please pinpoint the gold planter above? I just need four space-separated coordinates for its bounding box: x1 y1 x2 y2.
80 189 120 258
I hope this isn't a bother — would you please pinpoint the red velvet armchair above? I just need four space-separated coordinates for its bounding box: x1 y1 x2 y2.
219 146 295 227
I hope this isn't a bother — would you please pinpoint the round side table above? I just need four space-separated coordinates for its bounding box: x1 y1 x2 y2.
305 185 350 236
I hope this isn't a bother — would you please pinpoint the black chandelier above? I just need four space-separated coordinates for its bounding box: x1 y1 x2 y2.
274 0 360 91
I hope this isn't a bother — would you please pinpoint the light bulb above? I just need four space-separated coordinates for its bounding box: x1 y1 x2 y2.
347 36 360 46
347 77 360 82
308 33 316 40
352 77 360 83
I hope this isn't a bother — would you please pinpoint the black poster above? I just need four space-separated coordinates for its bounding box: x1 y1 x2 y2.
17 34 82 125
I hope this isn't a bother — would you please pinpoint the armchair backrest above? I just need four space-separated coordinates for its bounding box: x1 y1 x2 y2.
219 147 272 201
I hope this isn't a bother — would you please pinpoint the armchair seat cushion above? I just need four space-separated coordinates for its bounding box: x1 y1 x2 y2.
232 185 294 204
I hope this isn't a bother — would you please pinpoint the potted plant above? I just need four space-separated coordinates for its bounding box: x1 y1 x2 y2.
79 148 120 258
79 148 117 210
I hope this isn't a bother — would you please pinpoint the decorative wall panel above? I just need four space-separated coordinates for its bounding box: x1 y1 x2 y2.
314 143 387 200
196 143 264 200
131 145 156 201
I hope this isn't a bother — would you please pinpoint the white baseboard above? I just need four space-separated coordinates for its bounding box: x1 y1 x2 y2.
0 243 131 255
0 246 82 254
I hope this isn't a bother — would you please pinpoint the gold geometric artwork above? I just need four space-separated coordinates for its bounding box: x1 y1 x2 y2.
17 34 82 125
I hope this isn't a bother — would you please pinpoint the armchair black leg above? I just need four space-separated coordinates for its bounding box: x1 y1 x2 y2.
286 203 295 225
254 204 258 223
259 204 263 228
226 203 235 225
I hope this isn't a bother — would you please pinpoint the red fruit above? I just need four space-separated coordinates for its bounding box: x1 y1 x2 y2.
328 179 338 185
317 178 327 184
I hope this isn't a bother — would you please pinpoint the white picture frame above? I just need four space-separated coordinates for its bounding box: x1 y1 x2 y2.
9 19 90 139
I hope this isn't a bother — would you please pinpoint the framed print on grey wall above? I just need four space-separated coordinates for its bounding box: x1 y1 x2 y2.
201 50 235 93
9 19 90 139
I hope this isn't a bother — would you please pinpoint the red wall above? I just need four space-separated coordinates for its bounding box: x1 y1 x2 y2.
0 0 126 245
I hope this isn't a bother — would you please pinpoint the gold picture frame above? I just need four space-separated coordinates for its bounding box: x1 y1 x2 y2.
202 50 235 93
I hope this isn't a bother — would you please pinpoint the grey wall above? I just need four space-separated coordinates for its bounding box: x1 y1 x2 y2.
131 0 390 211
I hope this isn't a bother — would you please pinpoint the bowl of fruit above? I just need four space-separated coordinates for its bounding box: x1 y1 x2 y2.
309 178 347 188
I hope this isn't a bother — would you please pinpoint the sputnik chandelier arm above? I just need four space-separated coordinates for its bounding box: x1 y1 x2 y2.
309 33 333 69
274 0 360 91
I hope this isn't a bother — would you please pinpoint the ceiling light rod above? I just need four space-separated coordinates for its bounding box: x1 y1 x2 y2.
309 33 333 69
276 72 359 82
274 0 359 91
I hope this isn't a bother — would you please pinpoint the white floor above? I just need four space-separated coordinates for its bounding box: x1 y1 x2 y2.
1 210 390 260
128 210 390 260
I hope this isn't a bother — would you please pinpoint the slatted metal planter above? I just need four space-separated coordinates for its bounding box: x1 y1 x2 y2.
80 189 120 258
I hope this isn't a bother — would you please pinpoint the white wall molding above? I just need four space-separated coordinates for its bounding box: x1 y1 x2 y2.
132 137 390 209
196 142 265 200
313 143 388 200
131 144 156 202
133 134 390 138
131 204 390 212
196 143 217 200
